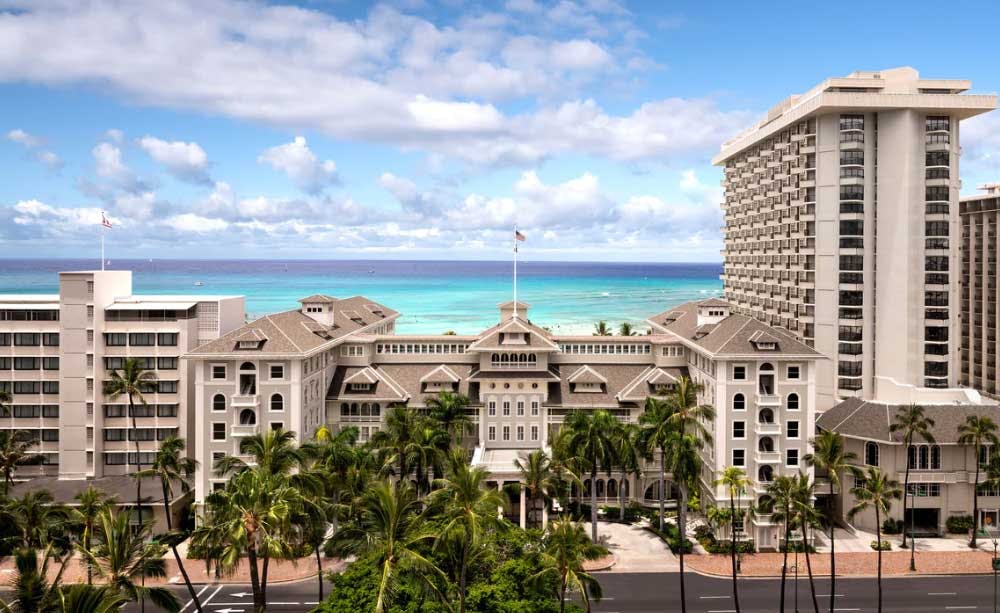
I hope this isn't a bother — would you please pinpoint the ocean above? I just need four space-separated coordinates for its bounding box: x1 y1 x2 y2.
0 259 723 335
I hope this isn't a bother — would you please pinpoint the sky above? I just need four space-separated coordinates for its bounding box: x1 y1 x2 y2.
1 0 1000 262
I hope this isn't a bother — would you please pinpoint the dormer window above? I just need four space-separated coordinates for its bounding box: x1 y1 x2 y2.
348 382 372 392
573 382 602 393
237 340 260 349
749 330 780 351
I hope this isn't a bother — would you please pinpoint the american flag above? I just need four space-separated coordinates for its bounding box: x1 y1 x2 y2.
101 212 113 229
515 229 526 242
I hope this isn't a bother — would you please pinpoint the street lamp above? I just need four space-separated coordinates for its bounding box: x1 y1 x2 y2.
992 535 998 613
909 490 916 572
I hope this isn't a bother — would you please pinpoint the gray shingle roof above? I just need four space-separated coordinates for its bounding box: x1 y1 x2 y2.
817 398 1000 444
10 476 185 506
647 299 820 357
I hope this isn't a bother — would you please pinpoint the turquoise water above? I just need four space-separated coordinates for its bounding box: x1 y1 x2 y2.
0 259 723 335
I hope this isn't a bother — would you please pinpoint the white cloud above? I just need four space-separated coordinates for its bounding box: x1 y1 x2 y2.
93 142 127 179
257 136 338 194
138 136 211 184
5 128 62 170
165 213 228 233
0 1 734 167
104 129 124 144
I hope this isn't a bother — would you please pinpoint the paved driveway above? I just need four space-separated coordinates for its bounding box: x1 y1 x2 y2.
597 521 679 572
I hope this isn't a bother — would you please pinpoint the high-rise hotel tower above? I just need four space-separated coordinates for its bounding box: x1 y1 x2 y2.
713 67 996 408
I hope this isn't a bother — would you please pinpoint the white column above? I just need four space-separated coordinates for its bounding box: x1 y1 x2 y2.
519 486 527 528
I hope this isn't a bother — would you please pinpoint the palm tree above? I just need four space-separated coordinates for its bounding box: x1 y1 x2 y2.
549 427 583 512
715 466 751 613
72 487 117 585
531 517 608 613
194 469 300 613
618 322 636 336
405 419 448 495
564 410 617 542
0 430 44 495
803 430 859 613
592 321 611 336
958 415 999 548
793 474 821 613
848 467 901 613
137 436 202 613
667 376 716 444
370 406 419 479
638 396 675 531
767 475 796 613
5 544 73 613
102 358 157 561
514 449 557 528
889 404 935 547
79 508 180 613
4 489 71 550
611 423 641 522
53 584 129 613
330 481 447 613
426 391 473 443
431 451 506 613
664 431 700 613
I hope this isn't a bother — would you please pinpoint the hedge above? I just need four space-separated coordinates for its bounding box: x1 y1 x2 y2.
946 515 975 534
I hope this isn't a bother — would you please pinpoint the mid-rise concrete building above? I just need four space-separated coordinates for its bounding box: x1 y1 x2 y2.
713 67 996 408
0 270 243 481
188 295 821 549
960 184 1000 398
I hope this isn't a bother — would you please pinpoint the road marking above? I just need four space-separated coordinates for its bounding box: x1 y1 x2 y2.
268 603 301 606
181 584 212 612
202 585 225 606
945 607 977 610
930 592 958 595
707 609 736 613
700 595 729 599
818 594 845 597
833 609 860 612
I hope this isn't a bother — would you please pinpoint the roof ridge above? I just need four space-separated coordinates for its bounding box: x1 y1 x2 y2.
265 313 303 353
715 317 754 351
831 399 868 433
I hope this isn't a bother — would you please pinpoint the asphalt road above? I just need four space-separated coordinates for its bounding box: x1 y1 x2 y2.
121 571 1000 612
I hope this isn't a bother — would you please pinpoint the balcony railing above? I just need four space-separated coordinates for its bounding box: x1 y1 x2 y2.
757 394 781 407
755 422 781 435
756 451 782 464
230 424 260 437
231 395 259 407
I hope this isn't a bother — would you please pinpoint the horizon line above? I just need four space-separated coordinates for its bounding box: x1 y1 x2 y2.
0 256 724 266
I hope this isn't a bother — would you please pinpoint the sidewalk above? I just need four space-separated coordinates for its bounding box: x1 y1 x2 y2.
686 550 995 578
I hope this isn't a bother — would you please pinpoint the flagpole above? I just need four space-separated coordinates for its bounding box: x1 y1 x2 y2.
100 213 105 271
513 225 518 318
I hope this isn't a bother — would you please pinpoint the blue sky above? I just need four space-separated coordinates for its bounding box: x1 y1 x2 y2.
1 0 999 262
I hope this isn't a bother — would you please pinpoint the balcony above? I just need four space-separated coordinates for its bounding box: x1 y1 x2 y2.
231 394 259 408
755 451 782 464
757 394 781 407
230 424 260 437
755 422 781 436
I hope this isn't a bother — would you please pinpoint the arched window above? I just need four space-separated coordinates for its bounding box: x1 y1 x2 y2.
759 408 774 424
492 353 499 363
865 441 879 466
212 394 225 411
759 437 774 452
528 353 536 363
758 465 774 483
733 393 745 411
372 403 381 416
340 402 349 416
270 393 283 412
240 362 256 371
239 408 257 425
931 445 941 469
760 362 774 371
787 393 799 410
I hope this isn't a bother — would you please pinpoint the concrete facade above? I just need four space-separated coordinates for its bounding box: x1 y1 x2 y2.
960 185 1000 399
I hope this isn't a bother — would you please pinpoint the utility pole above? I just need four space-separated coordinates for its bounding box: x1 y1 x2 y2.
909 490 917 571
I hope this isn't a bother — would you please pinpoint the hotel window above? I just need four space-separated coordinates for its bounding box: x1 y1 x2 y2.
786 449 799 467
270 393 284 412
733 365 746 380
502 401 510 416
786 393 799 411
488 401 496 416
517 425 524 441
732 449 745 467
516 401 524 416
840 149 865 164
129 333 155 346
157 404 178 417
42 381 58 394
502 425 510 441
531 401 539 416
531 425 539 441
212 394 226 412
14 333 40 346
488 425 496 441
42 333 59 346
212 365 227 380
732 421 745 439
157 333 178 346
270 364 284 380
157 381 178 393
865 442 879 466
787 420 799 439
212 423 226 441
786 365 800 380
733 393 745 411
907 483 941 497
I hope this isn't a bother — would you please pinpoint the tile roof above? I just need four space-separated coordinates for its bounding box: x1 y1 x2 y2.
618 366 688 402
328 363 477 405
10 476 185 506
567 365 607 384
298 294 338 303
647 299 821 358
816 398 1000 444
467 316 560 352
190 296 398 355
548 363 655 407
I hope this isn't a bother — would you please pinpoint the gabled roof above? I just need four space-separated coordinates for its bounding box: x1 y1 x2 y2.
233 328 266 342
617 366 688 401
646 299 820 358
298 294 337 303
467 316 560 352
567 365 607 385
343 367 379 385
498 300 530 309
816 398 1000 444
420 364 461 384
699 298 731 308
327 365 409 402
647 368 680 385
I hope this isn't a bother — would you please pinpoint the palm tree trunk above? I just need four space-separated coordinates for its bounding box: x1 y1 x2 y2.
315 541 324 603
262 552 270 605
804 520 819 613
659 449 666 532
780 509 789 613
902 443 911 547
128 392 145 613
590 468 598 542
620 469 627 521
162 478 204 613
86 526 93 585
729 491 740 612
459 544 469 613
247 541 264 613
829 480 836 613
972 449 981 548
876 507 883 613
678 483 687 613
559 580 567 613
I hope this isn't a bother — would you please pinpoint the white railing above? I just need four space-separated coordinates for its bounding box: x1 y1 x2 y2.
230 424 259 437
231 395 259 407
490 362 538 369
757 394 781 407
756 451 782 464
755 422 781 435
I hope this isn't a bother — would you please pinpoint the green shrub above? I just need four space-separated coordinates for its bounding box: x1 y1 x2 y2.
881 518 904 535
693 524 714 541
779 542 816 553
704 539 756 554
946 515 975 534
870 540 892 551
644 524 693 554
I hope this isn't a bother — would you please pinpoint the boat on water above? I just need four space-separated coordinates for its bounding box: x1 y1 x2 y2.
194 281 205 287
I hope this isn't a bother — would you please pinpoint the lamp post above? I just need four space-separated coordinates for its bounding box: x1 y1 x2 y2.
909 490 917 572
992 536 998 613
794 530 800 613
